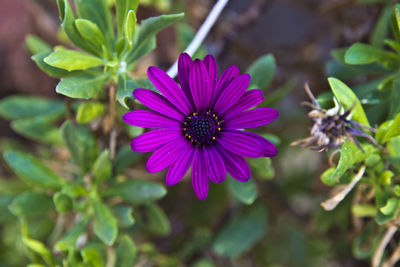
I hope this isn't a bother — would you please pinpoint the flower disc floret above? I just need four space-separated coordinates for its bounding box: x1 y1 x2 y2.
183 112 222 146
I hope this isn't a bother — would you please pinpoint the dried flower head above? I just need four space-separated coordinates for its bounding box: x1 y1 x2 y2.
291 83 376 152
123 53 279 200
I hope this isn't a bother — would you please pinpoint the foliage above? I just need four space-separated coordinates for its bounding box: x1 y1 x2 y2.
0 0 284 266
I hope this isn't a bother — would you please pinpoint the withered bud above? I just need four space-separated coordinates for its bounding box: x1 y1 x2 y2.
291 83 376 152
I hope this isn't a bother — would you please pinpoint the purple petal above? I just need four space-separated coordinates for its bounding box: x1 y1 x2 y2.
218 130 277 158
224 108 279 129
213 74 250 115
133 89 184 121
223 89 264 118
191 149 209 200
178 53 194 105
131 129 182 152
211 65 240 106
189 59 212 111
203 54 218 94
148 66 192 115
216 144 250 182
122 110 180 128
205 146 226 183
166 146 194 186
146 137 189 173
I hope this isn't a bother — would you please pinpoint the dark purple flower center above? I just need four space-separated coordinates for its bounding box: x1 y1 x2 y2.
183 111 222 146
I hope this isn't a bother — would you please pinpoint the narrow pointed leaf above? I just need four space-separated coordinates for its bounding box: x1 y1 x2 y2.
93 198 118 245
116 0 139 36
246 54 276 90
3 151 64 190
75 19 105 49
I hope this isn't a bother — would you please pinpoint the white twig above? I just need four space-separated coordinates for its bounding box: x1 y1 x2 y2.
373 225 398 267
321 165 366 211
382 244 400 267
167 0 230 78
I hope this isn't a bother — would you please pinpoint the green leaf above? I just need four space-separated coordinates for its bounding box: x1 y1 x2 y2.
25 35 51 54
394 185 400 197
248 157 275 180
92 197 118 245
53 192 73 213
212 206 267 259
227 176 257 205
116 0 139 37
44 49 104 71
126 35 156 68
320 167 336 186
11 117 63 145
103 179 166 204
112 205 135 228
61 121 99 173
389 77 400 118
392 6 400 42
81 244 105 267
352 204 377 217
370 6 392 48
388 136 400 157
124 10 137 48
75 0 114 49
137 13 184 45
23 237 54 265
0 195 15 222
263 77 296 107
32 51 87 78
0 95 65 120
380 198 399 215
116 74 137 109
344 43 400 69
57 0 102 56
61 183 89 198
365 154 381 167
55 218 89 251
116 235 137 267
138 203 171 236
383 112 400 142
114 145 142 174
126 125 144 138
328 77 370 127
8 192 54 217
92 150 112 184
384 39 400 54
376 120 393 144
331 142 371 180
76 101 106 123
353 223 383 260
125 12 184 65
3 151 64 190
75 19 106 50
56 74 109 99
246 54 276 90
375 186 398 224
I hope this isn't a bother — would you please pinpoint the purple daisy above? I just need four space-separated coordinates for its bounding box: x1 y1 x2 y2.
122 53 279 200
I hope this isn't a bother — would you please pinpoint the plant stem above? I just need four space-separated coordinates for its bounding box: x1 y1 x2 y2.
103 84 118 159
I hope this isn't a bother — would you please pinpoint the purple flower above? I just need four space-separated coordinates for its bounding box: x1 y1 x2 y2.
123 53 279 200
